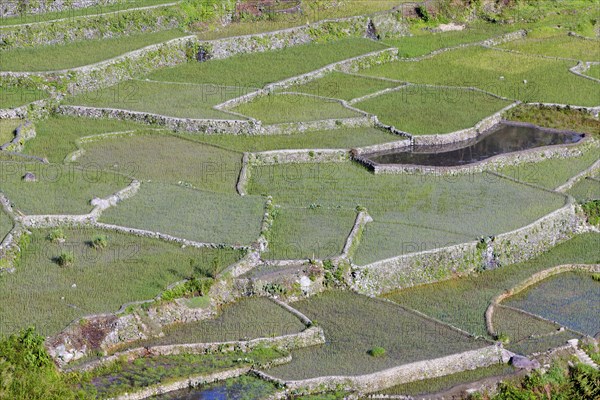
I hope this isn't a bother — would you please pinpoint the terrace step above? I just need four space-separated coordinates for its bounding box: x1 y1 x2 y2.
568 339 599 369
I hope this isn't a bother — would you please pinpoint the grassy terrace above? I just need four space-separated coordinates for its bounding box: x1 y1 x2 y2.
265 291 487 379
384 233 600 339
146 38 389 88
585 64 600 80
361 46 600 106
65 80 252 120
232 94 360 124
0 162 131 214
504 271 600 337
280 72 399 101
22 116 147 163
0 0 178 26
567 177 600 202
0 118 20 144
0 29 187 71
0 228 243 336
184 127 400 152
75 133 242 193
354 86 512 135
504 104 600 137
266 207 357 260
248 163 566 264
0 211 13 241
116 297 305 351
0 86 48 109
499 34 600 62
100 183 264 245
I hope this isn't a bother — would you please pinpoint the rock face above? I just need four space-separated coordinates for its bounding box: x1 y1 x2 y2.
510 355 541 370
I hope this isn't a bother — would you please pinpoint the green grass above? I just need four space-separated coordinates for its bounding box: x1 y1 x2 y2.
115 297 305 351
375 363 516 396
504 272 600 337
65 80 250 119
0 228 243 336
383 233 600 338
362 46 600 106
0 0 178 26
232 94 360 124
504 104 600 138
0 118 20 144
75 132 242 193
354 86 512 134
0 86 48 109
585 64 600 80
0 29 187 71
265 291 487 380
280 71 399 101
22 115 148 163
0 161 131 214
499 35 600 62
495 149 599 190
266 207 356 260
567 177 600 202
492 305 562 344
100 182 265 245
148 375 278 400
146 38 389 88
247 162 566 265
181 127 400 152
0 210 13 241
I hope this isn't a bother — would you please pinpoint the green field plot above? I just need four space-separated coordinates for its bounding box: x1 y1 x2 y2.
100 183 264 245
147 38 388 88
492 305 563 344
499 35 600 62
362 46 600 106
0 162 130 214
266 207 356 260
78 347 284 399
506 330 585 356
232 94 360 124
495 149 599 190
504 272 600 337
265 291 487 379
248 162 566 265
65 80 250 120
585 64 600 80
353 86 511 135
118 297 305 350
150 375 278 400
0 29 187 71
75 133 242 193
0 118 20 144
375 363 516 396
384 233 600 338
0 210 13 241
504 104 600 138
281 72 399 101
185 127 400 152
567 177 600 202
22 116 147 163
0 228 243 336
0 86 48 109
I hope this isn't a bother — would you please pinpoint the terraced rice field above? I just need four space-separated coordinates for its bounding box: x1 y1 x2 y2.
0 118 20 145
498 34 600 62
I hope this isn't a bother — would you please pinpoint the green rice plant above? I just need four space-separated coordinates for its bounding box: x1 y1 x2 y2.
75 133 243 194
181 127 399 152
362 46 600 106
0 228 243 337
0 30 187 72
99 182 265 245
585 64 600 80
0 118 21 145
367 346 386 357
91 234 108 250
266 291 487 380
582 200 600 226
146 38 389 87
384 233 600 338
499 34 600 62
56 251 75 267
47 228 66 243
65 81 251 120
232 93 360 124
353 86 512 135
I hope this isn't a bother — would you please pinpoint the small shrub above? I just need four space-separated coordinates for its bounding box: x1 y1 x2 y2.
263 282 286 296
368 346 386 357
91 234 108 250
47 228 65 243
582 200 600 226
56 251 75 267
592 274 600 283
495 332 510 344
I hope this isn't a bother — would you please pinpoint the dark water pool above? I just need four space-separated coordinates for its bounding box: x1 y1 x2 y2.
149 376 275 400
366 122 584 167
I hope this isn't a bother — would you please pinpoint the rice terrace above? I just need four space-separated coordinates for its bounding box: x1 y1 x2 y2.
1 0 600 399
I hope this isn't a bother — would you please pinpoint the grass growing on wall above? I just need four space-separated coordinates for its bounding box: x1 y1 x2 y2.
147 38 389 88
148 375 278 400
75 133 243 193
0 161 131 214
232 94 360 124
100 182 265 245
22 116 147 163
362 46 600 106
499 34 600 62
0 29 187 71
65 80 251 120
0 228 243 336
265 291 487 379
353 86 512 135
383 233 600 338
182 127 400 152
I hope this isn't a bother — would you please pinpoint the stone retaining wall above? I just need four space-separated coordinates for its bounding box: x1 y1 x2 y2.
341 210 372 259
0 120 36 152
0 0 138 18
569 61 600 83
352 138 411 156
260 116 374 135
248 149 349 165
353 199 579 295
